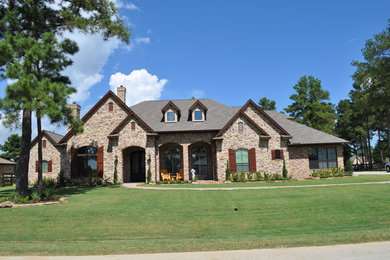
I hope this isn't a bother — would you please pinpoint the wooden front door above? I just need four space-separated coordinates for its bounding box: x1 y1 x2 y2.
130 150 145 182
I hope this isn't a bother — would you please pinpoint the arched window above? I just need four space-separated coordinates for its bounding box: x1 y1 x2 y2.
236 148 249 172
238 122 243 132
191 146 208 174
165 147 181 173
76 146 98 177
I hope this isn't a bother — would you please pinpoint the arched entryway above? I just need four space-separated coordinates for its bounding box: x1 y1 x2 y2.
122 146 145 183
188 142 213 180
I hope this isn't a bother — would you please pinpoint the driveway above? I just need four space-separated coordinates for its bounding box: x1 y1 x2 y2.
1 241 390 260
354 171 389 175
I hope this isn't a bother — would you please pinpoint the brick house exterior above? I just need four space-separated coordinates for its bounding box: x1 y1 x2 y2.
28 86 348 183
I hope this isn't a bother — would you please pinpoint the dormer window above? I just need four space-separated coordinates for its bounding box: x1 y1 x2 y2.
193 109 204 121
162 101 181 123
166 110 177 122
189 100 208 122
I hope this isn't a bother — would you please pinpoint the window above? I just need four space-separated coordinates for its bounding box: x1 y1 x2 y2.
165 147 181 173
42 160 48 172
194 110 203 121
166 111 176 122
131 122 135 130
309 147 337 169
42 140 46 148
76 146 98 177
238 122 243 132
191 146 208 174
236 148 249 172
108 102 113 112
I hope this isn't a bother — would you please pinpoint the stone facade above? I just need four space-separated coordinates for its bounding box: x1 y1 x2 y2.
28 136 62 183
28 90 347 183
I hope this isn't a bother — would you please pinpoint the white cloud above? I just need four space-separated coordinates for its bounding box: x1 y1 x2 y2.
190 89 205 99
114 1 139 10
63 30 121 103
135 37 151 45
109 69 167 105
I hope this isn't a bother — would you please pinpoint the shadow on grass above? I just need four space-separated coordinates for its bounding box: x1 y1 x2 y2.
0 185 121 198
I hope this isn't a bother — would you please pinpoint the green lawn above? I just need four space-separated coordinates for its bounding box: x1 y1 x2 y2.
1 176 390 255
141 174 390 188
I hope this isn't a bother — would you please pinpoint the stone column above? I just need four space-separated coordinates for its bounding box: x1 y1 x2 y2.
182 144 189 180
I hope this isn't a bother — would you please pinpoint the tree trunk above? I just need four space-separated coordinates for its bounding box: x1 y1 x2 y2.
16 109 31 197
378 130 384 163
366 117 373 170
37 116 43 196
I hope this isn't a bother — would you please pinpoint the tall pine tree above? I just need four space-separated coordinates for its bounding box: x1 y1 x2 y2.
284 75 337 134
0 1 130 196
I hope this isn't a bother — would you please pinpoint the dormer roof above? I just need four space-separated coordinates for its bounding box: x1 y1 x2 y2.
188 100 208 112
161 101 181 113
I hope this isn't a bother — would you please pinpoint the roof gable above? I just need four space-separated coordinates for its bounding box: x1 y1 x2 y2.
31 130 64 148
215 110 270 137
242 100 291 136
109 112 155 137
59 90 133 143
161 101 181 113
189 100 208 112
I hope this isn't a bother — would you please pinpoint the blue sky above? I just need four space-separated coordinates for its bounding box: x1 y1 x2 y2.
1 0 390 141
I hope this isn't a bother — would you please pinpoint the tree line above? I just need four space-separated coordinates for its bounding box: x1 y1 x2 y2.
258 20 390 167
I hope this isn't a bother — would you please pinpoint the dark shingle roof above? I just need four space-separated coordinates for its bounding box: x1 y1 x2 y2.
45 131 64 144
264 110 349 145
130 99 240 132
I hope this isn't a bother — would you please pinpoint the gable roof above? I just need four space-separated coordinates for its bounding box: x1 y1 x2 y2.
31 130 64 147
264 110 349 145
130 99 240 132
215 110 270 138
161 100 181 113
241 100 291 136
109 112 155 137
189 100 208 112
0 157 17 165
59 90 132 143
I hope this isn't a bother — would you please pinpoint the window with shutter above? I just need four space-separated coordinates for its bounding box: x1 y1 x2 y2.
238 122 243 132
131 121 135 130
42 140 46 148
108 102 113 112
48 160 53 172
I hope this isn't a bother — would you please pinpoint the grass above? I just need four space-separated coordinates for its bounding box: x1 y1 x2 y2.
141 174 390 188
0 176 390 255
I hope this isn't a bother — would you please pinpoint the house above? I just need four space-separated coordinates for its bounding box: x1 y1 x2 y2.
28 86 348 183
0 157 17 175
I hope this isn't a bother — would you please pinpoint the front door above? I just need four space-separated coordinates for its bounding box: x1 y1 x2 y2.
130 150 145 182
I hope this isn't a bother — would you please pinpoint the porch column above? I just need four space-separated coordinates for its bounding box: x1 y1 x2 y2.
182 144 189 180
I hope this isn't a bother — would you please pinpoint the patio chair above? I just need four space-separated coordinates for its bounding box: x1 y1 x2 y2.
176 168 184 181
161 170 170 181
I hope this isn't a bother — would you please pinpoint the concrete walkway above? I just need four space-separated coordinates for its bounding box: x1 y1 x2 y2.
354 171 389 175
2 241 390 259
121 180 390 190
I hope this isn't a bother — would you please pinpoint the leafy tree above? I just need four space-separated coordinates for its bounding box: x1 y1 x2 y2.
0 1 130 196
284 75 337 134
258 97 276 110
352 19 390 159
0 134 22 162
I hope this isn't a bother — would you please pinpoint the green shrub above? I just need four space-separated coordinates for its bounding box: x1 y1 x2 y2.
57 170 66 186
232 172 239 182
239 172 246 182
114 162 118 185
42 177 56 187
156 181 161 184
104 178 112 185
345 160 353 174
272 173 283 181
247 172 253 182
288 174 293 180
263 172 270 181
255 171 263 181
282 159 288 179
42 189 52 200
183 180 189 183
30 190 41 202
163 181 168 184
225 160 230 180
193 177 198 182
147 165 152 183
312 170 320 177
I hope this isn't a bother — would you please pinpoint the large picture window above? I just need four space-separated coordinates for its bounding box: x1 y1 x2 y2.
236 148 249 172
191 146 208 174
77 146 98 177
309 147 337 169
165 147 181 173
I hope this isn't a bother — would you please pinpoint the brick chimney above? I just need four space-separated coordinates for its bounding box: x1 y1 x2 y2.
67 102 81 130
117 85 126 104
